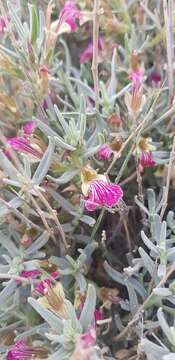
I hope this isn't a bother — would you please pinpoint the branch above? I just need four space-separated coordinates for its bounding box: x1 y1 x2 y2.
92 0 100 110
163 0 174 104
113 263 175 341
160 136 175 219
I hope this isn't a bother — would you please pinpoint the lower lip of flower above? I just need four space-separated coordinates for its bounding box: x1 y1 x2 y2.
139 152 156 168
84 180 123 211
7 137 42 158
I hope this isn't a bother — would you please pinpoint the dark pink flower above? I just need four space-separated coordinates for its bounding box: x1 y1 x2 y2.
84 180 123 211
96 144 113 161
148 71 161 85
81 328 96 349
22 121 37 136
59 0 81 33
94 309 103 323
139 152 156 170
80 38 103 63
20 270 41 278
0 15 9 33
7 137 42 159
34 272 59 295
7 339 47 359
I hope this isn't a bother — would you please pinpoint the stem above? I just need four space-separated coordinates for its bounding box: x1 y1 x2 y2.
0 197 41 231
115 143 135 183
92 0 100 110
113 263 175 341
90 208 105 241
163 0 174 104
0 273 32 283
160 136 175 219
35 187 67 249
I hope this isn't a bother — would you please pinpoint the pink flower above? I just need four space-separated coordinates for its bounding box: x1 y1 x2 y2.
84 180 123 211
139 152 156 170
22 121 37 136
81 166 123 212
0 16 9 33
81 328 96 349
59 0 81 33
35 272 59 295
96 144 113 161
148 70 161 85
7 339 47 359
129 52 144 91
94 309 103 323
80 38 103 63
7 137 43 159
129 67 144 91
20 269 41 278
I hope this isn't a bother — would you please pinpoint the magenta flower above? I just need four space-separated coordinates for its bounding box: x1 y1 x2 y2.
148 70 161 85
34 271 59 295
129 67 144 91
94 309 103 323
81 328 96 349
84 180 123 211
7 137 43 159
96 144 113 161
59 0 81 33
20 269 41 278
0 15 9 33
139 152 156 170
7 339 47 359
22 121 37 136
80 38 103 63
81 166 123 212
129 52 144 91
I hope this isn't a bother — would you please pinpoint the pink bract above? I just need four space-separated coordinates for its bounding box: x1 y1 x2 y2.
59 0 81 32
84 180 123 211
96 144 113 161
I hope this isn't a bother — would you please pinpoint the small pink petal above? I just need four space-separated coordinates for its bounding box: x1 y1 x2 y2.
59 0 81 33
7 339 35 359
35 272 59 295
94 309 103 322
139 152 156 169
81 328 96 349
20 270 41 278
22 121 37 135
80 38 104 63
96 144 113 161
7 137 42 158
0 16 9 33
129 68 144 91
148 71 161 84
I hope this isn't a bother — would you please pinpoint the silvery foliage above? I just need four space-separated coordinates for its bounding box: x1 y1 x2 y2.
28 284 98 360
51 242 98 292
105 189 175 359
0 230 49 303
